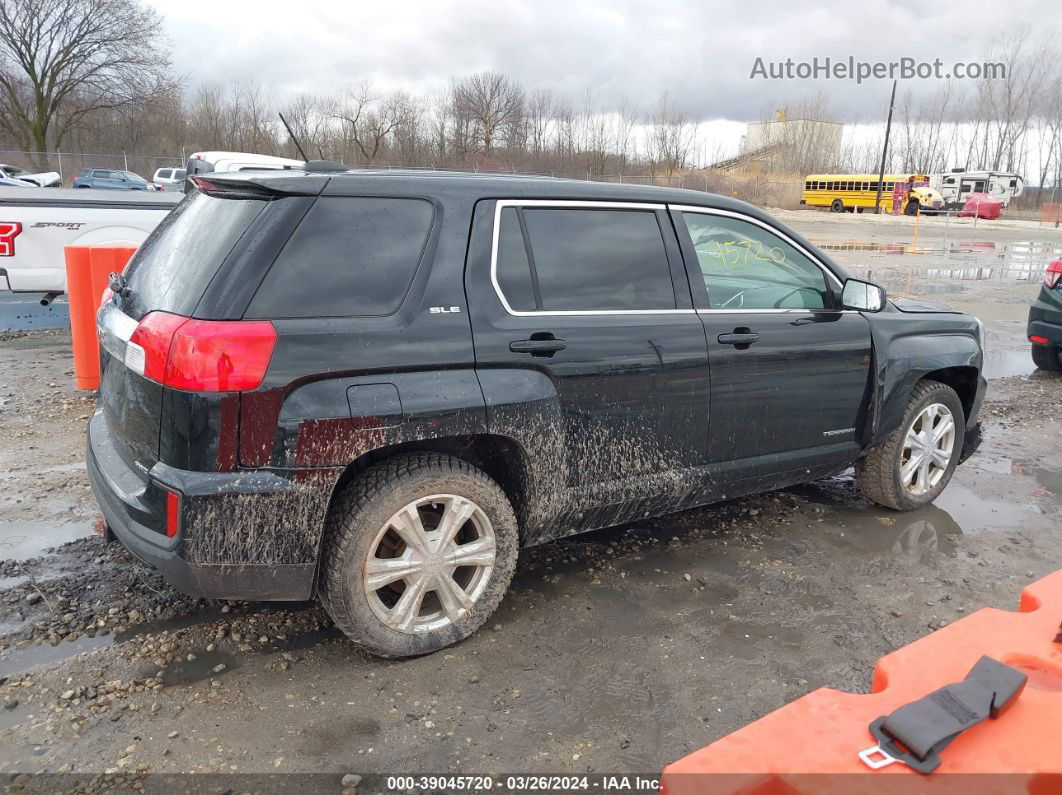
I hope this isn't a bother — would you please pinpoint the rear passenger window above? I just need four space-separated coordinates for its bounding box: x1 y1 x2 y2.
247 197 433 318
494 206 675 312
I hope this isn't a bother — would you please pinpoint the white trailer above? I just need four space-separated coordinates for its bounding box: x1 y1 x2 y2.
0 187 179 299
930 170 1024 209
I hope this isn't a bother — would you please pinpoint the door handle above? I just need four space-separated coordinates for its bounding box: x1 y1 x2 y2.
717 329 760 347
510 335 567 356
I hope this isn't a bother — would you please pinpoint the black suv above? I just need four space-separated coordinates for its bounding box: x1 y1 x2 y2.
90 169 986 657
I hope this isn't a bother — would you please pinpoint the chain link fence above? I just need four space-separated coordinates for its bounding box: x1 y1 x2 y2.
1 150 185 186
1 149 805 207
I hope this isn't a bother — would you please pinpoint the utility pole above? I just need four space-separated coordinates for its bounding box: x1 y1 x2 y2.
874 80 897 214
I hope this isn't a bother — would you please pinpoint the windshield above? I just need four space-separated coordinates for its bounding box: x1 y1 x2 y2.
121 171 148 183
5 165 28 177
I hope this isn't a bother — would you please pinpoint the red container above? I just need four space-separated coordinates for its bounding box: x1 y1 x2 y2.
65 245 138 390
958 193 1004 220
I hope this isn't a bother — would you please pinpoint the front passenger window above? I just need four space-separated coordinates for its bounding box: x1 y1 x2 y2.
680 213 830 310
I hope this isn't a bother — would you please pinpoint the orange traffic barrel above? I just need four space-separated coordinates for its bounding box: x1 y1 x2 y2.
661 569 1062 794
65 245 137 390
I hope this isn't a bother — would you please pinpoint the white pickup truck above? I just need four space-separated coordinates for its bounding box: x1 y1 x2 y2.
0 187 179 301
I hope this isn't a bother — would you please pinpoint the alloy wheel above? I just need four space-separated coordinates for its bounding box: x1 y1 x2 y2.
900 403 956 496
363 494 496 634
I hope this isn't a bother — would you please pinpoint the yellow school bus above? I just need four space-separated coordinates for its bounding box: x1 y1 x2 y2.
801 174 945 215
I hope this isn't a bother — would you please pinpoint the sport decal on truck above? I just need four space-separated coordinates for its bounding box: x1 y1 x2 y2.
31 221 86 230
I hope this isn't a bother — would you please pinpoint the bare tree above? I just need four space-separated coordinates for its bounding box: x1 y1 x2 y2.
333 83 412 164
976 26 1055 172
452 71 524 155
525 87 554 159
646 93 693 179
0 0 178 168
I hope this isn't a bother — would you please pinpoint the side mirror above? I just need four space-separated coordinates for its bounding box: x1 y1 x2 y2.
841 278 886 312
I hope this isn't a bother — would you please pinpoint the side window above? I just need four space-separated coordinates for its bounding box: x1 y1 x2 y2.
495 208 537 311
246 197 433 318
680 212 830 310
494 206 676 312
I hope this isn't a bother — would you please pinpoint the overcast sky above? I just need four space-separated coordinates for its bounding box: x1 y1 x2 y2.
148 0 1057 124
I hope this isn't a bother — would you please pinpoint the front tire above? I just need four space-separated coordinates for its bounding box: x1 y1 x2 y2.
905 200 920 216
320 453 518 658
1031 343 1062 371
856 380 965 511
831 199 845 213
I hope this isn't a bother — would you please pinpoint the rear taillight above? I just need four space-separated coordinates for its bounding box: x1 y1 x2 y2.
125 311 276 392
1044 260 1062 290
0 222 21 257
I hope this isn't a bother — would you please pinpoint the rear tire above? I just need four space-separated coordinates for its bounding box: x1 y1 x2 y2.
831 199 845 213
856 380 965 511
320 453 519 658
1031 343 1062 371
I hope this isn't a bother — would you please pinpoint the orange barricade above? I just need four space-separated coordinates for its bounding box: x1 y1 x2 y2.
1041 203 1062 228
65 245 138 390
662 570 1062 794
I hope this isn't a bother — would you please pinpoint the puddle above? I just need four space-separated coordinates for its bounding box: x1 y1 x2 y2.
815 240 1062 284
261 626 343 654
932 482 1034 532
825 502 964 561
0 633 113 678
0 702 28 731
796 474 1035 558
983 350 1037 380
0 574 29 590
0 606 227 679
142 649 237 687
0 520 96 562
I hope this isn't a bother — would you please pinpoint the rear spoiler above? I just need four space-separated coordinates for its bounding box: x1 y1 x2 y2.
189 172 329 198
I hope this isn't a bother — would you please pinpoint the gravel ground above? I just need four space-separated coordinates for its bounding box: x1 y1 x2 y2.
0 211 1060 786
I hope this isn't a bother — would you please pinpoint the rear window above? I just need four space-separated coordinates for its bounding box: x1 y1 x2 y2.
245 196 434 318
123 191 267 317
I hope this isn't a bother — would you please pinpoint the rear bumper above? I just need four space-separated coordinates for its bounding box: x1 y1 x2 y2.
87 410 320 601
1027 318 1062 346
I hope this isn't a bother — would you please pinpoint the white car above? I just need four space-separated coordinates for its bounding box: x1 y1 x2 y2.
152 166 187 189
0 163 61 188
